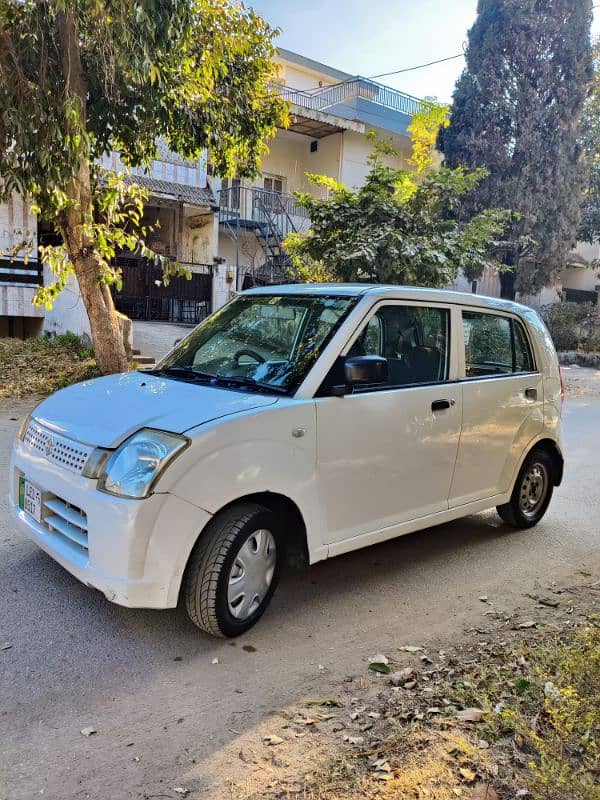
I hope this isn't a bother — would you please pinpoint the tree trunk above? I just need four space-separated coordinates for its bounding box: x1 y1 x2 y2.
73 253 129 374
499 268 516 300
56 9 128 375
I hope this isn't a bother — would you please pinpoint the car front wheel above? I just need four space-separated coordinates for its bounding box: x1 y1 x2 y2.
184 503 281 637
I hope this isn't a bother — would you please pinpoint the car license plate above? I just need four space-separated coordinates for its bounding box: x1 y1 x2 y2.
18 477 43 523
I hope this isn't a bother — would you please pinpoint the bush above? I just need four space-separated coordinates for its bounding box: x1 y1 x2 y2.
540 301 600 351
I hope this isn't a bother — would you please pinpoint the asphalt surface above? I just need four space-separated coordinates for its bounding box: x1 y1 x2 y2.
1 391 599 800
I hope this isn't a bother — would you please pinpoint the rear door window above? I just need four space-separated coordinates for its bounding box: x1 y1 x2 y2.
462 311 535 377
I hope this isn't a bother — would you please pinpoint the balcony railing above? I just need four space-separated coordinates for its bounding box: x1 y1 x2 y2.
272 77 423 118
218 186 310 239
0 260 43 287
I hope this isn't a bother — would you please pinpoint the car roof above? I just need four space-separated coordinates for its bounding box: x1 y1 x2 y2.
243 283 534 316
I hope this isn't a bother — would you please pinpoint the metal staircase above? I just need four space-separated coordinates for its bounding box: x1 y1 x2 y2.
218 187 310 286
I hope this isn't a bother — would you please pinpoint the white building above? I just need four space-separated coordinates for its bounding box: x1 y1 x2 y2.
216 48 419 287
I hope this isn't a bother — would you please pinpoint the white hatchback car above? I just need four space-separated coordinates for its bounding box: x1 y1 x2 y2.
10 285 564 636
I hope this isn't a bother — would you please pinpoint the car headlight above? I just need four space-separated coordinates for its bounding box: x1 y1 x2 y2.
98 429 189 499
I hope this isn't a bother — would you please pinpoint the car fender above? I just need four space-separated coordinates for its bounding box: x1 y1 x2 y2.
154 399 326 564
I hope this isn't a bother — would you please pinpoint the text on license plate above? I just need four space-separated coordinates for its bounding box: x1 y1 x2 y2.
18 477 43 523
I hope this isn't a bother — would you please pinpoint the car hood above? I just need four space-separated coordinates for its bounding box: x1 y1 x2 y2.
33 371 279 448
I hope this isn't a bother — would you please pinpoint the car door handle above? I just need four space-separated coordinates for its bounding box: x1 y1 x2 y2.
525 387 538 400
431 399 451 412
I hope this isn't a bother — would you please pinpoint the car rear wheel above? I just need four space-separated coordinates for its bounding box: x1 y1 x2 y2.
184 503 281 637
496 448 554 529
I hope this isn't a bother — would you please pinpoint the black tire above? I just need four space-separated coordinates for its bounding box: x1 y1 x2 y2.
184 503 281 637
496 448 554 529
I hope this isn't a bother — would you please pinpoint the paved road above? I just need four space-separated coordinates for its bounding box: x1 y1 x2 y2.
1 393 599 800
132 321 194 361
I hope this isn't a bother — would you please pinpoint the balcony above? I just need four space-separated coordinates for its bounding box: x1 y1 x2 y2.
273 77 422 138
218 186 310 240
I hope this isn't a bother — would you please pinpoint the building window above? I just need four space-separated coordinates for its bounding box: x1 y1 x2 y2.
263 175 285 194
221 177 241 210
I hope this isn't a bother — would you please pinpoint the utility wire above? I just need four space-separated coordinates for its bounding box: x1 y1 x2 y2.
368 53 465 80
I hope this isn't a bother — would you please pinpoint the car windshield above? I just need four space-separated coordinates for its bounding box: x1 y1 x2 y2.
156 293 357 393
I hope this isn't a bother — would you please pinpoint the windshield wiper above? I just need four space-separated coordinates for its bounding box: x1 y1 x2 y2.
213 374 289 395
146 366 216 382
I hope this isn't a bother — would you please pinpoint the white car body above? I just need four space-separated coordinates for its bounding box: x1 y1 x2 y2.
9 285 563 612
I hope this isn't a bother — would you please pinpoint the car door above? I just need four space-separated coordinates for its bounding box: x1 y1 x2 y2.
315 301 462 546
448 308 544 507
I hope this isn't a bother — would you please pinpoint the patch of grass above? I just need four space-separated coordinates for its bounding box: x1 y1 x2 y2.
0 335 101 398
301 617 600 800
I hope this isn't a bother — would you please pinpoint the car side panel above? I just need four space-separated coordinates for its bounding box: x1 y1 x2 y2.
448 373 544 506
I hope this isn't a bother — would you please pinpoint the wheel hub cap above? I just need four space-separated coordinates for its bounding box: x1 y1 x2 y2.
519 462 548 519
227 529 276 620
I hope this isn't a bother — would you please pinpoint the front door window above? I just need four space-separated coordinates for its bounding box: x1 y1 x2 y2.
348 304 450 388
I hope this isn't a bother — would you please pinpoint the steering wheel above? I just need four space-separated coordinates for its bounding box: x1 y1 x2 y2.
233 348 265 364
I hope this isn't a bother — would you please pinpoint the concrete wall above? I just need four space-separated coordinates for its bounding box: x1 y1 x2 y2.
447 267 502 299
339 129 409 189
181 209 219 265
275 57 341 91
42 269 92 338
211 262 237 310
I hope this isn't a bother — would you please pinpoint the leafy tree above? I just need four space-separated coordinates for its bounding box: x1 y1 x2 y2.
0 0 286 373
579 38 600 243
286 104 512 288
439 0 594 298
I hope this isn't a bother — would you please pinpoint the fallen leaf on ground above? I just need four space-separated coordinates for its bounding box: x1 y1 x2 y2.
390 667 415 685
538 597 560 608
516 620 537 629
173 789 190 797
80 727 96 737
1 643 12 651
456 708 485 722
403 680 417 690
460 767 477 782
343 735 365 745
369 654 391 674
399 645 423 653
211 657 219 664
470 784 500 800
292 716 316 726
263 735 284 746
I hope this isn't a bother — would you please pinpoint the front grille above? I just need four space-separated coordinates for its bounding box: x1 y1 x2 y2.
23 421 92 475
42 496 89 552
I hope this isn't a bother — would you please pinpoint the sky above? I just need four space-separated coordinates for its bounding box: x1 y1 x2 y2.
252 0 600 103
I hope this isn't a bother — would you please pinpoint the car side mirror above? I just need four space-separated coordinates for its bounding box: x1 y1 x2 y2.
344 356 389 388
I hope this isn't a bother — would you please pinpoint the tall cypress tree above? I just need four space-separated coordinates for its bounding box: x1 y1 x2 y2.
579 39 600 243
439 0 594 297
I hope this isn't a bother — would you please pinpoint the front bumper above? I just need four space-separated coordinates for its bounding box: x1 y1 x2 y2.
9 439 211 609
